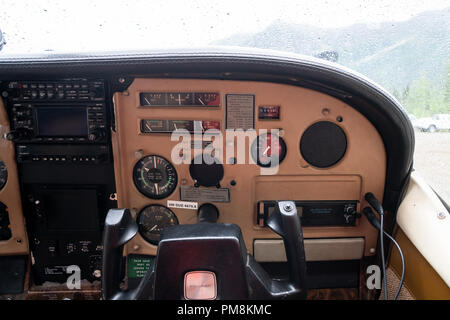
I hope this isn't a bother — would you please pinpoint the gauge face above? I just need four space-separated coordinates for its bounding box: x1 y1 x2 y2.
251 133 287 167
0 160 7 191
194 93 220 106
137 204 178 245
133 155 178 199
140 93 165 106
167 93 193 106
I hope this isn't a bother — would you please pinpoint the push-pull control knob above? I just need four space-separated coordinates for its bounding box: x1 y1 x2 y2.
197 203 219 223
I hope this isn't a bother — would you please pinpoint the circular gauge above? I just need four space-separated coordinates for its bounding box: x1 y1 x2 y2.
0 160 7 191
137 204 178 245
189 155 224 187
251 133 287 167
133 155 178 199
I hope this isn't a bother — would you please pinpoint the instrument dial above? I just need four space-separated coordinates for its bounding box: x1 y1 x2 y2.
194 93 220 106
251 133 287 167
140 93 165 106
167 93 192 106
133 155 178 199
0 160 7 191
137 204 178 245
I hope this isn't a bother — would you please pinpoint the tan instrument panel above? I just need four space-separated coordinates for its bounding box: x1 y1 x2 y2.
112 79 386 258
0 98 29 256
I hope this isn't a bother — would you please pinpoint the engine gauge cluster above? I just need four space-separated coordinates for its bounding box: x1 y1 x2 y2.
133 155 178 199
137 204 178 245
140 92 220 107
0 160 7 191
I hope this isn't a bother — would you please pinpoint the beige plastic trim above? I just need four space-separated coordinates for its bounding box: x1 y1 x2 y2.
0 98 29 255
396 171 450 287
254 237 365 262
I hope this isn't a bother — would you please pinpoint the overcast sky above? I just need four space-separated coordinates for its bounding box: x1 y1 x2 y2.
0 0 449 53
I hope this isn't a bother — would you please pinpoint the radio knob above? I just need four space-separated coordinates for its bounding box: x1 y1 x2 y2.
88 129 105 141
6 128 32 141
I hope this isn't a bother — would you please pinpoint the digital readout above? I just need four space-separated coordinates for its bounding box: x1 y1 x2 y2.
258 105 280 120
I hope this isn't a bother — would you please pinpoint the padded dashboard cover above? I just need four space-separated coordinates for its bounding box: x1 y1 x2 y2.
300 121 347 168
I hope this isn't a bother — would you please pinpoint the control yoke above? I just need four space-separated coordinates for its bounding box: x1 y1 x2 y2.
101 209 138 300
101 201 307 300
266 201 307 294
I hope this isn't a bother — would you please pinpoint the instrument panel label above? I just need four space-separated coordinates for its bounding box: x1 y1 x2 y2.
179 186 230 203
226 94 255 129
167 200 198 210
128 255 154 278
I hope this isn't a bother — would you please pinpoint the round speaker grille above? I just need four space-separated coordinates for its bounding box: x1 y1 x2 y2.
300 121 347 168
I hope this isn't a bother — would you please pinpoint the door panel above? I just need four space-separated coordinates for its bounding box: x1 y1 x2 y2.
390 172 450 299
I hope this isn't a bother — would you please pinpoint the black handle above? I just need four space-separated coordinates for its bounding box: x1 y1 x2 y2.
101 208 138 300
266 201 307 292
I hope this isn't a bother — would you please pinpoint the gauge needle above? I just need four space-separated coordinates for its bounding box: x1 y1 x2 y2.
144 97 151 105
154 183 159 195
149 225 157 232
198 98 205 105
263 146 271 156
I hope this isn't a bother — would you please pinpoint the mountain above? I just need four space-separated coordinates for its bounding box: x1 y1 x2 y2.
215 7 450 92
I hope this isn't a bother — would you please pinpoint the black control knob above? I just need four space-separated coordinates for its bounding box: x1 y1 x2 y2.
6 128 31 141
88 129 105 142
197 203 219 223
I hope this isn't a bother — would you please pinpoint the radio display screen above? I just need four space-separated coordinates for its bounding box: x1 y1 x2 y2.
35 106 88 137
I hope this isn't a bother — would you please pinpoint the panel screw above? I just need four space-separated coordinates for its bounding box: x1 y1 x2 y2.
369 248 376 254
437 212 446 220
283 204 293 212
135 149 144 159
118 77 126 84
93 270 102 278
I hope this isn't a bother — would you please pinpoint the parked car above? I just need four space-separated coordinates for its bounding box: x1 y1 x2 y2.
413 114 450 132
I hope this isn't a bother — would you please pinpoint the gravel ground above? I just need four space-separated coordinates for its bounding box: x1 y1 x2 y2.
413 131 450 203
